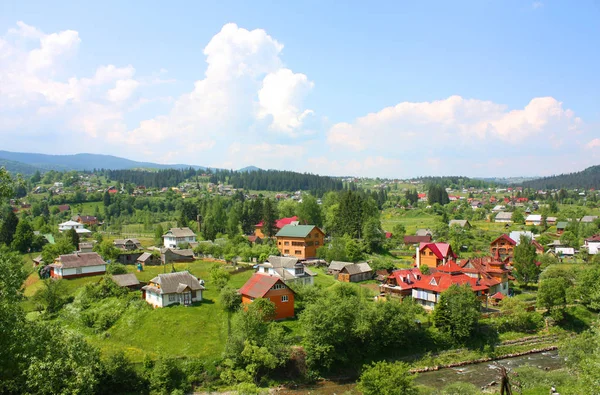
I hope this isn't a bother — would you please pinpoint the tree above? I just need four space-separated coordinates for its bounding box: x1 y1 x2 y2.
220 286 242 312
93 240 121 262
66 228 80 250
0 168 13 200
362 217 384 253
297 194 323 227
98 352 145 395
497 298 543 333
155 224 164 246
32 279 68 313
357 361 418 395
11 218 34 253
0 210 18 246
513 236 540 286
210 263 231 289
103 190 111 207
261 198 278 238
345 238 363 262
277 199 297 218
432 284 480 344
537 278 568 321
512 209 525 225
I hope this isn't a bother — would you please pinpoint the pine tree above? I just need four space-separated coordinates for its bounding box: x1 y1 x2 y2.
11 218 34 253
261 198 278 238
66 228 80 250
0 211 19 246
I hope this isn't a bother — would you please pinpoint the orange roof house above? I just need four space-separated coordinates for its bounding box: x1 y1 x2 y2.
239 273 295 320
415 242 457 269
254 216 299 238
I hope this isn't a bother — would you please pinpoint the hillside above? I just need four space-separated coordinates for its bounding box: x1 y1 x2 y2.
0 150 208 172
522 165 600 190
0 158 44 175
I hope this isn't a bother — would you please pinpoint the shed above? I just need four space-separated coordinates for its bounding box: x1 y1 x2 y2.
111 273 141 289
338 262 373 283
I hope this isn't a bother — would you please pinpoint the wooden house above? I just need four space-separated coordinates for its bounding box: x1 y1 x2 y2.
490 234 516 261
254 216 298 238
239 273 295 320
338 262 373 282
415 242 456 269
275 224 325 259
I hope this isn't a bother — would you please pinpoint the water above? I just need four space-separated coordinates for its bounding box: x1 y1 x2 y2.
414 350 564 389
276 351 564 394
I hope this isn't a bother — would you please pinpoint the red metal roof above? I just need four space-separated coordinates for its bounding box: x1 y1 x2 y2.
436 260 464 273
385 232 393 239
491 292 505 300
239 273 288 299
491 234 517 246
419 242 456 260
386 268 422 290
255 216 298 229
585 234 600 242
412 272 489 293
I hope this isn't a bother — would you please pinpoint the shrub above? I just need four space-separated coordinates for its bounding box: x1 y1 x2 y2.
106 263 127 275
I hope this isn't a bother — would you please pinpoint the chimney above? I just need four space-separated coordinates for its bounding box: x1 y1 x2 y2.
416 245 420 268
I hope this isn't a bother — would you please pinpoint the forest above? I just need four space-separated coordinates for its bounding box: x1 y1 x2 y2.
522 165 600 190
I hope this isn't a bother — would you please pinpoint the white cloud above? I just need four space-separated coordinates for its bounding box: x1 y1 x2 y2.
27 28 80 72
327 95 581 152
257 68 314 134
586 138 600 149
107 79 140 102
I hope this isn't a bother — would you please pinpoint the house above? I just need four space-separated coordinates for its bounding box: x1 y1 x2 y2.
531 240 544 255
525 214 542 226
137 252 160 266
415 242 457 269
113 238 142 250
275 224 325 259
338 262 373 282
555 247 575 257
460 256 510 296
49 252 106 279
162 227 197 248
556 222 568 235
58 220 92 234
490 234 516 261
449 219 471 229
161 248 195 264
584 235 600 255
111 273 141 290
78 242 94 253
494 212 513 223
239 273 295 320
509 231 535 245
415 229 433 237
254 216 299 238
32 255 43 266
246 235 262 245
57 204 71 213
72 215 99 226
116 252 143 265
256 256 316 285
379 268 422 298
581 216 599 224
403 235 432 245
546 217 557 225
141 271 204 308
411 261 489 310
492 205 506 213
470 201 483 210
328 260 351 276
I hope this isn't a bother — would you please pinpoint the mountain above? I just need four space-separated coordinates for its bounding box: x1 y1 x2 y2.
0 150 207 172
238 166 261 173
0 158 44 176
521 165 600 190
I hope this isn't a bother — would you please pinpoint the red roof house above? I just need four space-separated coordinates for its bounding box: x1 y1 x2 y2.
416 242 457 269
254 216 299 238
239 273 295 320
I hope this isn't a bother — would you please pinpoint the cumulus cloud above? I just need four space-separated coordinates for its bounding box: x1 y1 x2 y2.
126 23 315 151
327 95 582 152
107 79 140 102
586 139 600 149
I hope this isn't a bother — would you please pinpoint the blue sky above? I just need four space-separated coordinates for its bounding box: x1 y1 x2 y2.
0 0 598 177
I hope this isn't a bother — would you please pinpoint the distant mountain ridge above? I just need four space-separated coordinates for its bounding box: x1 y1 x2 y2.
0 158 43 176
521 165 600 190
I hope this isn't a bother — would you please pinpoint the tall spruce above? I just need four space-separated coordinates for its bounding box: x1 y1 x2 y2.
0 211 18 246
262 198 278 238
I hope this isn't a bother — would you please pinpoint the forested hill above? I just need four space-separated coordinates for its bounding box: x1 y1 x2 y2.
0 158 43 176
225 169 344 195
521 165 600 190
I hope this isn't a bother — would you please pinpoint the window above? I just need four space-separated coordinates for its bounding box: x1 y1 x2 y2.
191 291 196 298
284 241 289 246
273 283 285 290
295 250 301 255
169 294 176 302
315 241 319 246
428 251 433 256
281 295 289 302
75 267 82 275
284 249 289 254
278 242 281 245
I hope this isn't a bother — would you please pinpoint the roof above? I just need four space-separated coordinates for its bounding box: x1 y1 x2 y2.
137 252 153 262
412 272 489 293
329 261 351 271
143 271 204 294
491 292 505 300
585 235 600 242
113 238 142 247
59 220 81 226
581 216 599 223
556 221 568 229
509 231 535 245
163 227 196 238
111 273 140 287
264 255 300 268
419 242 456 260
495 212 513 220
78 242 94 249
385 268 422 290
531 240 544 251
275 224 322 238
340 262 372 275
491 234 517 246
436 260 464 274
449 219 469 227
255 216 299 229
246 235 261 243
56 252 106 269
162 248 195 257
416 229 433 237
404 235 432 244
239 273 290 299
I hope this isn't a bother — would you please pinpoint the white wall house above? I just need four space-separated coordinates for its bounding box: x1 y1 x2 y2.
162 227 197 248
585 235 600 255
50 252 106 279
58 220 92 234
142 271 205 307
256 255 315 286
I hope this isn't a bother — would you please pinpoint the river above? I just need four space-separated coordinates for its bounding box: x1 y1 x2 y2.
275 350 564 394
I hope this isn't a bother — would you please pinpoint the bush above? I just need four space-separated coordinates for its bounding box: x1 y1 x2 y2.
107 263 127 275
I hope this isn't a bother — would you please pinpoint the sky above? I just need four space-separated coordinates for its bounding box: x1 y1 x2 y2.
0 0 599 178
